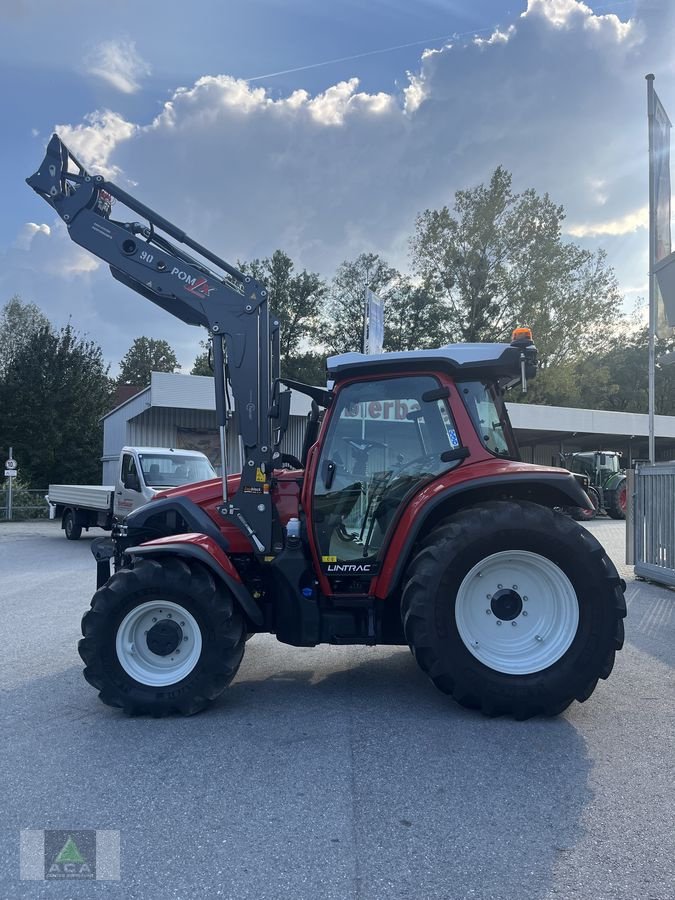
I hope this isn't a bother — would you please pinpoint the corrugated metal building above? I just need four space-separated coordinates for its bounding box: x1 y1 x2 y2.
101 373 310 483
101 372 675 482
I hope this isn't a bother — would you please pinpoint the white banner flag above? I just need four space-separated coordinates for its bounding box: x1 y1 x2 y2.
366 288 384 355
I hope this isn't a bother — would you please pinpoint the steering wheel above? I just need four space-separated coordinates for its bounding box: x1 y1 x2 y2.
341 438 387 453
279 453 303 470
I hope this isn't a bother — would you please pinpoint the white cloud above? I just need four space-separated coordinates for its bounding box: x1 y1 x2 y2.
11 0 675 370
567 205 649 237
55 110 137 176
86 39 151 94
13 222 50 250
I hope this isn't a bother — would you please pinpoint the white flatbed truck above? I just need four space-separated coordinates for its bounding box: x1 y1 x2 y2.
47 446 216 540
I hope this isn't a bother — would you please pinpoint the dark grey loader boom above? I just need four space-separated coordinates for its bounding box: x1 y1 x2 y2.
27 133 290 554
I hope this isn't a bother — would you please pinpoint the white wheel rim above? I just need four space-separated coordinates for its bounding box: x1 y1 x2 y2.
115 600 202 687
454 550 579 675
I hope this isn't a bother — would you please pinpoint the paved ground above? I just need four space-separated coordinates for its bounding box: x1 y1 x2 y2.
0 518 673 900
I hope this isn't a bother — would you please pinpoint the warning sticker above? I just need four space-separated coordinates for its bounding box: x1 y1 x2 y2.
255 468 266 483
322 555 337 563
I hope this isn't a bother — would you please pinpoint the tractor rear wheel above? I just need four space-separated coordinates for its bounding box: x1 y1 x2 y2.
401 500 625 719
607 479 627 520
79 556 245 716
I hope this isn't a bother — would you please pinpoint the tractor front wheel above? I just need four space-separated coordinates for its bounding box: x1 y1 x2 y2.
570 486 600 521
401 501 625 719
79 556 245 716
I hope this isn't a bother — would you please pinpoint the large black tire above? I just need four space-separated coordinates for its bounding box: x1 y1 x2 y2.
570 486 600 521
606 478 627 520
79 556 245 716
401 500 626 719
63 510 82 541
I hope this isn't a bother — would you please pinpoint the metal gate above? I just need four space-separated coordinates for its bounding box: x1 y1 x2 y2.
628 463 675 586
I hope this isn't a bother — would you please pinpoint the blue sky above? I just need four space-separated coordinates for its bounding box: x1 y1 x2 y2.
1 0 667 372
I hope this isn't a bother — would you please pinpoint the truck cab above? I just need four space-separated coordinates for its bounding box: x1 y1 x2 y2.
115 447 216 517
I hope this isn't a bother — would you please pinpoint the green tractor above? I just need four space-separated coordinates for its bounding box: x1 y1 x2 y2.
565 451 627 521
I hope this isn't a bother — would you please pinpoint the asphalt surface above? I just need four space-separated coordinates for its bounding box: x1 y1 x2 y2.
0 518 673 900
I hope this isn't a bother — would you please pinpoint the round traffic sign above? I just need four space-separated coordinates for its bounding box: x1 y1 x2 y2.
5 458 17 469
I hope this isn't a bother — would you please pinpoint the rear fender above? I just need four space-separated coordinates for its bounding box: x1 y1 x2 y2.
374 472 592 599
126 533 263 629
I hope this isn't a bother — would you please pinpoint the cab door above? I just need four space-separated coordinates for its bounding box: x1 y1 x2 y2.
115 452 143 517
311 375 461 587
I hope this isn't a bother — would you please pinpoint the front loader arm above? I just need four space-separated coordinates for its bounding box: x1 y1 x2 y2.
27 134 284 554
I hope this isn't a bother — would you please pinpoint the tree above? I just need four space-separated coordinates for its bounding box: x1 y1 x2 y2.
0 324 112 487
239 250 326 361
411 167 622 366
191 340 212 376
322 253 399 355
117 337 179 385
0 295 50 378
385 278 451 352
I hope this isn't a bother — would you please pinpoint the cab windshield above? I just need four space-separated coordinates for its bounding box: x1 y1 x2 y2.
313 375 462 562
459 381 519 459
138 454 216 488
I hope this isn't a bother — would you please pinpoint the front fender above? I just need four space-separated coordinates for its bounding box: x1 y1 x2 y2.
126 533 263 629
374 471 592 599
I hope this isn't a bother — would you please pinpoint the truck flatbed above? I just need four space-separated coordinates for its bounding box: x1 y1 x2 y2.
48 485 114 512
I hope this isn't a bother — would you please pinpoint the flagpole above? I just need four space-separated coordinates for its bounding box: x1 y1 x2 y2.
647 73 657 463
363 282 368 354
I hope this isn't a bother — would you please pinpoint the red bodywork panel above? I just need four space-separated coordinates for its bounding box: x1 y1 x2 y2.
153 471 302 554
134 531 243 582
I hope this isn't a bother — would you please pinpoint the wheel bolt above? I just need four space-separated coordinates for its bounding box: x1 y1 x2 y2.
486 594 492 600
535 634 543 641
180 621 185 627
498 584 503 589
496 620 502 626
522 611 528 617
167 613 172 618
512 585 518 590
152 617 157 622
473 641 479 647
183 636 188 642
523 596 528 602
511 621 517 627
485 609 492 615
175 648 180 654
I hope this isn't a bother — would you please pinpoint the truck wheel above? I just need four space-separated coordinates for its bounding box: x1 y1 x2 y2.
63 510 82 541
79 556 245 716
607 479 627 520
401 500 626 719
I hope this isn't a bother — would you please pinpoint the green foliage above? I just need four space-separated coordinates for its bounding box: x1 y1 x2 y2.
190 340 212 376
385 278 450 352
0 324 112 487
281 351 326 385
0 295 49 378
411 167 621 364
522 325 675 415
240 250 326 359
0 478 48 520
322 253 399 355
117 337 179 386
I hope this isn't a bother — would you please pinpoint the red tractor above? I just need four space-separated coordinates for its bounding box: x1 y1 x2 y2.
27 136 626 719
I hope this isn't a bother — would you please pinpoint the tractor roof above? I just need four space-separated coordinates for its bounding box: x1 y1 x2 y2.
327 343 529 381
